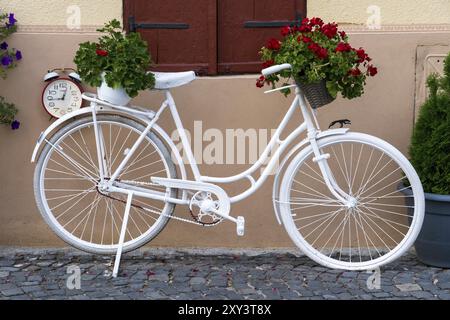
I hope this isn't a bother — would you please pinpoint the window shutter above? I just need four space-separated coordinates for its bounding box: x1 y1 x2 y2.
124 0 217 75
218 0 306 74
124 0 307 75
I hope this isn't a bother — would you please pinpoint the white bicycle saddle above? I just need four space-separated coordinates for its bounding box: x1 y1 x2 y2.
151 71 196 90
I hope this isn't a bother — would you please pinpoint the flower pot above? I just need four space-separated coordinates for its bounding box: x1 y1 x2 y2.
400 184 450 267
296 80 335 109
97 74 131 106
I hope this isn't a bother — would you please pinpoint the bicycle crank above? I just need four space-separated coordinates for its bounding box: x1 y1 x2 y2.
152 177 245 236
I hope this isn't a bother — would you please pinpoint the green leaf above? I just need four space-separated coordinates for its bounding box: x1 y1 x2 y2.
75 19 155 96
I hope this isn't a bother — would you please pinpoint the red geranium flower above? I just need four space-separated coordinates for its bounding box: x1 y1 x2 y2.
339 31 347 38
355 48 371 63
262 59 274 69
267 38 281 51
310 17 324 27
302 36 312 43
301 18 310 25
308 43 328 60
256 75 266 88
321 23 338 39
367 65 378 77
317 47 329 59
298 24 312 33
336 42 352 52
308 43 320 52
349 68 362 76
281 26 292 37
96 49 109 57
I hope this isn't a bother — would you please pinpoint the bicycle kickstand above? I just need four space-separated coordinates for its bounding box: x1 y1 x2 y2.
112 192 134 278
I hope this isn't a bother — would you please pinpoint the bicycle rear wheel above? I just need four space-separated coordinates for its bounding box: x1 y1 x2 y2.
279 132 424 270
34 115 177 254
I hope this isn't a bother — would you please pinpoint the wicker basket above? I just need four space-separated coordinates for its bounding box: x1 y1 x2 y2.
297 80 335 109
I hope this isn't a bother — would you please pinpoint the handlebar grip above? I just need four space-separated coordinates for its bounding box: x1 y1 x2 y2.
261 63 292 77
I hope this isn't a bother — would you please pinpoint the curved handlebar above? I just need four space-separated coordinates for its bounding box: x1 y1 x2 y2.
261 63 292 77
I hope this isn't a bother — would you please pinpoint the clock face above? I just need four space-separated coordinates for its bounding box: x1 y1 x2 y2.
43 79 83 118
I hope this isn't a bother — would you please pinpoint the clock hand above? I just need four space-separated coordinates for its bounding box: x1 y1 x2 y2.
54 90 67 101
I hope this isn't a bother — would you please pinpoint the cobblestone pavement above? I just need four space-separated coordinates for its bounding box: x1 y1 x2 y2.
0 248 449 300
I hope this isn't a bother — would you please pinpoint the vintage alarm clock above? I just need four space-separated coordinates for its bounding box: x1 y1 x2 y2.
42 68 83 118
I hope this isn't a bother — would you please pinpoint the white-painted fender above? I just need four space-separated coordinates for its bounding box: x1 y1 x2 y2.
30 106 188 192
272 128 350 225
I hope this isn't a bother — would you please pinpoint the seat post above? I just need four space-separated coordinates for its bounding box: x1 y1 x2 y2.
165 90 202 181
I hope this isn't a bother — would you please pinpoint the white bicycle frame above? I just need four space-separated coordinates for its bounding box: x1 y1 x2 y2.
85 86 353 215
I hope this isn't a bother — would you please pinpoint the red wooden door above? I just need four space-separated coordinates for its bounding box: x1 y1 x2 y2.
124 0 217 75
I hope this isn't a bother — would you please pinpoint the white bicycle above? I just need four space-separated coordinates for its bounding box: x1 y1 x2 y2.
32 63 425 272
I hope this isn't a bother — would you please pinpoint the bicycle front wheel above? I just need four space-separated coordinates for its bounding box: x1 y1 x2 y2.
34 115 177 254
279 132 424 270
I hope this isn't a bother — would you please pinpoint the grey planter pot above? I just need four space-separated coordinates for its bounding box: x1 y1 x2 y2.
401 185 450 268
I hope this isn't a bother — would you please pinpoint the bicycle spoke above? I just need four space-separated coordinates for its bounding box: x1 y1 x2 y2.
331 146 351 189
309 208 345 247
353 211 379 259
55 187 97 220
62 193 100 229
339 143 351 192
110 129 133 169
67 134 99 174
78 128 98 173
289 188 336 202
361 174 407 199
357 211 392 251
293 178 335 201
48 158 94 182
121 146 157 175
121 159 163 176
351 144 364 191
68 195 102 234
360 202 411 222
357 163 399 198
358 205 408 236
301 207 344 239
48 186 96 211
80 194 100 240
109 198 134 240
355 152 385 198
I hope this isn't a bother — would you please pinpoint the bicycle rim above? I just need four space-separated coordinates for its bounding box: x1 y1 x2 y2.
34 115 176 254
279 132 425 270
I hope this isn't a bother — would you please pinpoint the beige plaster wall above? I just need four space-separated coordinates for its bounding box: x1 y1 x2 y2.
309 0 450 25
0 0 122 26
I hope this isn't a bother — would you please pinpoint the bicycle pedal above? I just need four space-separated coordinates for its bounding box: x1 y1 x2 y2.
236 216 245 236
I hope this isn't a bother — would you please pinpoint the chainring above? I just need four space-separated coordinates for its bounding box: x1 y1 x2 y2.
189 191 223 226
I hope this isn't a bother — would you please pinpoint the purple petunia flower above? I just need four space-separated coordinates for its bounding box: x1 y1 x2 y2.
0 42 8 50
8 13 16 26
11 120 20 130
1 55 12 66
15 50 22 60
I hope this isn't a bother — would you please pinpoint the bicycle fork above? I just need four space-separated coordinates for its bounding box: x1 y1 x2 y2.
308 132 356 208
298 89 355 209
